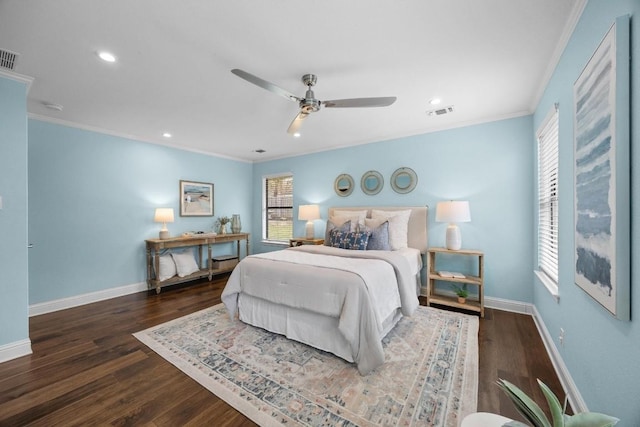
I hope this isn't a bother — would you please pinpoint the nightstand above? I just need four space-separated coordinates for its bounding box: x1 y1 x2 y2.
426 247 484 317
289 237 325 247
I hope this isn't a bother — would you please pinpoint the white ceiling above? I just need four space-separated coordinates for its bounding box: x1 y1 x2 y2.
0 0 584 162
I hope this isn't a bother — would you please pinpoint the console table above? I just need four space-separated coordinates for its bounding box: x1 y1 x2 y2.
145 233 249 293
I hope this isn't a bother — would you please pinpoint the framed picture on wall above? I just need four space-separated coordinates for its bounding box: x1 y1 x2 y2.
180 180 214 217
573 16 630 320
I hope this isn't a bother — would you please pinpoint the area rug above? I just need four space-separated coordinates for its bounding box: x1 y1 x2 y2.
134 304 478 426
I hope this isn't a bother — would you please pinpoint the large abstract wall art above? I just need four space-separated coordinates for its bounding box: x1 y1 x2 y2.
573 16 630 320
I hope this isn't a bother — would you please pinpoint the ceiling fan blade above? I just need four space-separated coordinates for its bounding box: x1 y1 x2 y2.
287 112 309 135
323 97 397 108
231 69 300 102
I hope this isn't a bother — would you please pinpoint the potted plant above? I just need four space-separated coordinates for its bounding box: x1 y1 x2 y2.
497 378 619 427
215 216 231 234
452 284 469 304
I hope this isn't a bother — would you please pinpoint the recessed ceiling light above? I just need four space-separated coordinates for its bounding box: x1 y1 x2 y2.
254 149 266 153
293 132 301 138
429 98 442 105
97 51 116 63
162 132 172 138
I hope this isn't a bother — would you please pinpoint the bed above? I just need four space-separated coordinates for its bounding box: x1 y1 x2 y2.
221 206 428 374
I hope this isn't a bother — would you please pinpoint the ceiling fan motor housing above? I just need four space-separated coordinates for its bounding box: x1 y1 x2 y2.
300 74 321 112
301 92 321 113
302 74 317 87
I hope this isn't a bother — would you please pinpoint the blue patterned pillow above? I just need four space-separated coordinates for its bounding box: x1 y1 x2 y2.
329 230 371 250
324 220 351 245
361 220 391 250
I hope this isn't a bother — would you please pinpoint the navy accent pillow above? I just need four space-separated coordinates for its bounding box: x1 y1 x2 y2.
329 230 371 250
362 220 391 250
324 220 351 245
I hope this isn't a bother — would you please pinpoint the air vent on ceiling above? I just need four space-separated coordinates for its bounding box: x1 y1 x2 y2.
426 105 454 116
0 49 20 71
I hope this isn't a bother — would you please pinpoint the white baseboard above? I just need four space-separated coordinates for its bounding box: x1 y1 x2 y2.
425 293 534 316
29 281 148 317
484 296 534 315
0 338 32 363
531 305 588 413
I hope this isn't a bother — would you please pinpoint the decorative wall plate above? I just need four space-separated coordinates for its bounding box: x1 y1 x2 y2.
334 173 354 197
390 167 418 194
361 170 384 195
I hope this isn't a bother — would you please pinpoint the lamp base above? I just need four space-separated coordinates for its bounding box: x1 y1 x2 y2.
305 221 315 239
159 230 170 240
445 224 462 250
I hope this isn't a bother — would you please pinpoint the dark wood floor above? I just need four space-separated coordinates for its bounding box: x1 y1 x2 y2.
0 277 565 426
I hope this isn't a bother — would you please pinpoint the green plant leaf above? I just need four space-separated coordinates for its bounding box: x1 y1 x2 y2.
497 378 618 427
564 413 619 427
537 379 564 427
451 283 469 297
497 379 552 427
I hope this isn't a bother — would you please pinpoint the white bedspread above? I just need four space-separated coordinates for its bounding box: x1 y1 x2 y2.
293 245 421 314
221 246 419 374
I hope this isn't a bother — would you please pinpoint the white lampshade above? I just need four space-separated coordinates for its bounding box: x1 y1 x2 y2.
298 204 320 239
298 204 320 221
435 201 471 223
154 208 174 239
435 201 471 250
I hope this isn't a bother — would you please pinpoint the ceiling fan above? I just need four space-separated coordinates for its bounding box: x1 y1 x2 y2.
231 69 397 135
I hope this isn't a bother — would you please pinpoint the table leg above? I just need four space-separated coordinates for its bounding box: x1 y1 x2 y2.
146 245 152 288
208 243 212 280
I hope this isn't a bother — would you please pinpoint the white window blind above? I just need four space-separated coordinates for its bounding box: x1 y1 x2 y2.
537 106 559 284
263 174 293 242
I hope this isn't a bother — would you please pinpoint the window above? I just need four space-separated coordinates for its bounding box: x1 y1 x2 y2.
263 173 293 242
536 105 559 295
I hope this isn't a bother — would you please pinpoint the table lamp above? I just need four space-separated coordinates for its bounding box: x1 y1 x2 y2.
435 201 471 250
298 204 320 239
154 208 174 239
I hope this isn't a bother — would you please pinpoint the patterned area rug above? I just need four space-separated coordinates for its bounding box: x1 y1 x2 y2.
134 304 478 426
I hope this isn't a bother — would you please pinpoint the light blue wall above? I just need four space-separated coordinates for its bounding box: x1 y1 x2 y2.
28 120 253 303
0 76 30 347
252 115 535 302
11 4 637 423
533 0 639 424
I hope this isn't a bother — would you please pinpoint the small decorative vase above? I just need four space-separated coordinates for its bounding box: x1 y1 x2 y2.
231 214 242 234
219 223 227 234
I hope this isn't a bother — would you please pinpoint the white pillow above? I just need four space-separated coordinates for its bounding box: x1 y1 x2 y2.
371 209 411 250
332 209 367 225
329 215 362 232
157 254 177 281
171 251 200 277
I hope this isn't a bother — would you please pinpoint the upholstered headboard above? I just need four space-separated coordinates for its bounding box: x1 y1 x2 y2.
327 206 429 254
